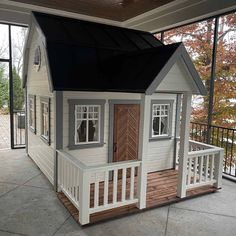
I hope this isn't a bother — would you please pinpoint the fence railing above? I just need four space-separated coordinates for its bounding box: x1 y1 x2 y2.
57 150 141 225
176 139 224 190
190 122 236 180
13 110 25 148
186 148 223 189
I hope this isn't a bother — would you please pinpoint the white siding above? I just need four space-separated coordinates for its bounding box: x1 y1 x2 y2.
156 59 199 93
63 91 177 173
146 93 177 172
63 92 141 166
26 28 54 184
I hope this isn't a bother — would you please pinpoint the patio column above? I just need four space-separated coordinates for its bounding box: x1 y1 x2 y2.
137 94 151 209
177 92 192 198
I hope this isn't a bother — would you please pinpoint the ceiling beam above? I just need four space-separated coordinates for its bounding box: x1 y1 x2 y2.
123 0 236 32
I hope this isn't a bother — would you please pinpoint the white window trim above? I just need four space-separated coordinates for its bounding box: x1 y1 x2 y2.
149 99 174 141
74 105 101 145
152 103 170 138
28 95 36 134
40 97 50 145
68 99 105 150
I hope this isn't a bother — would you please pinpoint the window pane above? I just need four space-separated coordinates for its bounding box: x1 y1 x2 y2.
0 62 9 112
11 26 28 111
161 117 168 134
153 117 160 135
77 120 86 142
0 24 9 59
88 120 98 142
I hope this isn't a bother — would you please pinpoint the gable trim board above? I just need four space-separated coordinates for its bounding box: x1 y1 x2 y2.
23 12 206 97
145 43 207 95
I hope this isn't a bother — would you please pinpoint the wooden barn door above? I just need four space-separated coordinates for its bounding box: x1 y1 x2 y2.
113 104 140 163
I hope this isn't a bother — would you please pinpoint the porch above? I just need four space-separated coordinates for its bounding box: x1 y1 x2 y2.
58 169 217 224
56 139 224 225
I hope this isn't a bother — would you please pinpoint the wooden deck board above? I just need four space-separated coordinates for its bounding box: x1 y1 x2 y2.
58 169 217 225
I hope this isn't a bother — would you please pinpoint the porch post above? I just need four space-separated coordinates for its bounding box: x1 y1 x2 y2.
214 149 224 189
177 92 192 198
79 170 90 225
137 94 151 209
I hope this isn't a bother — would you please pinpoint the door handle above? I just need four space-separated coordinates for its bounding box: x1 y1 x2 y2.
113 143 117 153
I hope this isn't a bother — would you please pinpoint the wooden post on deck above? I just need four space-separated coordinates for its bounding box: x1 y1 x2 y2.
177 92 192 198
137 94 151 209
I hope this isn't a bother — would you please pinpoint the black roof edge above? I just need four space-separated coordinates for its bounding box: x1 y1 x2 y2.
32 11 162 40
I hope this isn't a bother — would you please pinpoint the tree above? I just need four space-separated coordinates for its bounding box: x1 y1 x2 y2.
162 12 236 128
0 64 9 110
12 66 24 110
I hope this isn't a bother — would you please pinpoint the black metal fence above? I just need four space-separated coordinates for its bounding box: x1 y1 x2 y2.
13 110 26 148
190 122 236 180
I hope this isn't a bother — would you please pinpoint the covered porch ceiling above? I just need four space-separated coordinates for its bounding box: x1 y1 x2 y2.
0 0 236 32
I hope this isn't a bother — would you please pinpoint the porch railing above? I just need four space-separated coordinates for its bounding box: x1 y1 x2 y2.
190 122 236 180
57 150 141 225
176 139 224 191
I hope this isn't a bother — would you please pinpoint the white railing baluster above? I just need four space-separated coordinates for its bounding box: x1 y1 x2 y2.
199 155 203 183
210 154 214 180
187 158 192 185
205 155 209 182
113 169 118 204
103 171 109 206
122 168 127 201
130 167 135 200
193 156 198 184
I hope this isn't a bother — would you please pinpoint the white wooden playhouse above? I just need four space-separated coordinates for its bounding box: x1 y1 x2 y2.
23 12 224 225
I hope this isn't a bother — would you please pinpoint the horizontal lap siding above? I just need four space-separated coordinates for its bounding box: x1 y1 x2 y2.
27 28 54 184
146 93 177 173
63 92 141 167
156 60 198 93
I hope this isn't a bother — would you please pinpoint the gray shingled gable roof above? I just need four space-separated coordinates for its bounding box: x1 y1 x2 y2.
23 12 206 95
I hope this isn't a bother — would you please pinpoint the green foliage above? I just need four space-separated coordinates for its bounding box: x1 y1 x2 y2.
0 65 9 111
12 66 24 110
0 65 24 113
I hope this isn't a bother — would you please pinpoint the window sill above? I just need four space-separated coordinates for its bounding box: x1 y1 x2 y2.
68 142 105 150
40 135 50 145
29 126 36 134
149 136 173 142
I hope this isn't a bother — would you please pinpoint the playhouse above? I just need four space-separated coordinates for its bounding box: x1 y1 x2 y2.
23 12 224 225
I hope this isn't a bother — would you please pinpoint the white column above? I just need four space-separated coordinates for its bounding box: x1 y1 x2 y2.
137 94 151 209
177 92 192 198
79 170 90 225
214 149 224 188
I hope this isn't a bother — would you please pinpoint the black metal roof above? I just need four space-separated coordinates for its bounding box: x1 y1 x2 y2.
30 12 206 95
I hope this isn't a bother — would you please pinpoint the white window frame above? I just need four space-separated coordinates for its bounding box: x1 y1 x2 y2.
68 99 105 150
28 95 36 133
150 100 174 140
74 105 101 145
40 97 50 144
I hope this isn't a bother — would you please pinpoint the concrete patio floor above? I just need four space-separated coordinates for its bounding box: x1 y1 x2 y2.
0 149 236 236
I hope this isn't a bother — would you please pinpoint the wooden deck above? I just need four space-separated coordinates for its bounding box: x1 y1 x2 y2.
58 169 217 225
